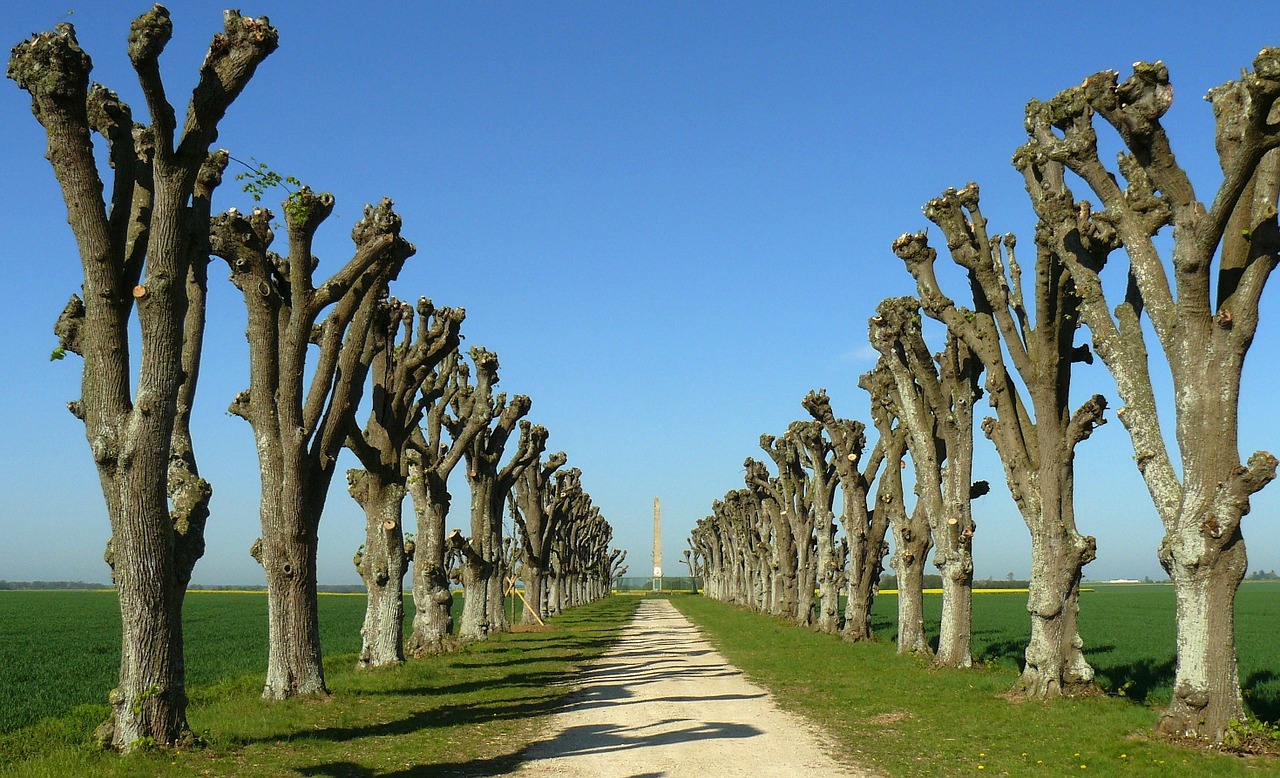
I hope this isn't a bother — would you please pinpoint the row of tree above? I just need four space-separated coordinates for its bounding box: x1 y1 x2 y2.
690 50 1280 743
10 9 621 753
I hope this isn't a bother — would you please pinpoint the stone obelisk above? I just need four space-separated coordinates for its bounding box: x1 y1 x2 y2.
652 497 662 590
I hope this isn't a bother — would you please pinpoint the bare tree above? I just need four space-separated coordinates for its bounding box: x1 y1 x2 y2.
803 387 894 641
511 455 574 622
10 8 276 749
211 192 413 698
870 297 986 668
790 420 841 631
454 390 543 639
761 429 818 625
1016 52 1280 737
891 182 1107 699
403 347 499 655
346 297 463 668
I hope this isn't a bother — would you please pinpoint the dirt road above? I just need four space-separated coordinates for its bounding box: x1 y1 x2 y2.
512 598 871 777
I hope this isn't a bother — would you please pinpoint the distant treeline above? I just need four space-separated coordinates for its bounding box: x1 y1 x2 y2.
0 580 108 590
0 581 367 593
877 575 1031 590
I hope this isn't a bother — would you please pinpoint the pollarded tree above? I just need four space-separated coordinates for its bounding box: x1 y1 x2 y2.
9 8 276 749
754 429 818 625
790 419 841 633
1016 53 1280 737
211 194 414 698
404 346 499 655
455 393 543 639
744 457 796 617
803 387 894 642
863 361 931 654
510 455 573 622
870 297 986 668
892 183 1108 699
346 297 463 668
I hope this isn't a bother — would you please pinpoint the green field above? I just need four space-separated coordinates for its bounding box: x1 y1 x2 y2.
0 591 435 734
863 581 1280 720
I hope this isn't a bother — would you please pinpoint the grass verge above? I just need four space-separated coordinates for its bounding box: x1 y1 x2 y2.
1 596 637 777
671 595 1277 777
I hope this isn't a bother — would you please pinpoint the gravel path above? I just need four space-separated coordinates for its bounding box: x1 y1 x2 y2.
512 598 872 777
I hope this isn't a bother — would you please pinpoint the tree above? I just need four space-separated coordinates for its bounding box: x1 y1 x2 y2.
743 458 793 616
511 454 575 622
870 297 986 668
892 182 1108 699
803 387 896 641
1016 53 1280 737
791 420 841 632
346 297 463 668
210 192 414 698
758 429 818 626
9 8 276 749
454 389 543 639
403 346 497 655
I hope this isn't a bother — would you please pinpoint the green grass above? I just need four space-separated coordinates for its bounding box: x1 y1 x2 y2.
674 592 1280 777
863 581 1280 718
0 595 637 776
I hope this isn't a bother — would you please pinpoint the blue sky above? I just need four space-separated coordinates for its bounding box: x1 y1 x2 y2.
3 1 1280 587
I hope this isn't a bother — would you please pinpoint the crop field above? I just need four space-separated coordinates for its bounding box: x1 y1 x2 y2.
0 591 441 734
863 581 1280 719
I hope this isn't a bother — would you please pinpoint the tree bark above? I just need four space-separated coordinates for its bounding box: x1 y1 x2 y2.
406 466 456 655
893 503 932 655
350 471 408 668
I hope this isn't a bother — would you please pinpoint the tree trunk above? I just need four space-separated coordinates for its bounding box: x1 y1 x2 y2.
406 475 454 656
458 551 490 640
354 473 408 669
843 521 888 642
1156 525 1248 739
262 555 326 698
258 492 327 699
936 551 973 668
485 500 509 634
1018 520 1095 697
891 504 931 654
459 475 495 640
814 511 840 633
98 520 192 749
522 564 546 625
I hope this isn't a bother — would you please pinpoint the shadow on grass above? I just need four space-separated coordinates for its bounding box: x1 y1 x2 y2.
1245 669 1280 723
1091 655 1175 703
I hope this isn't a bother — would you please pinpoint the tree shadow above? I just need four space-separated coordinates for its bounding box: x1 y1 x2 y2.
975 638 1025 669
1245 669 1280 723
1091 656 1175 703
